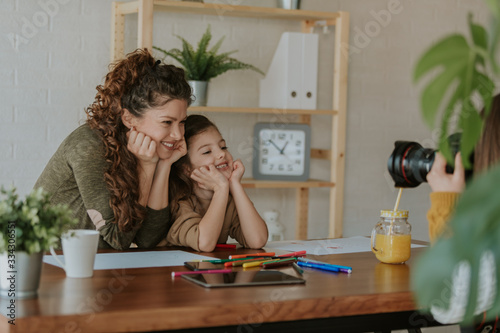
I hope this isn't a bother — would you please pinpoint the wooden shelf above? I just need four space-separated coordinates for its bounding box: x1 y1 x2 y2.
188 106 337 116
111 0 349 240
241 179 335 189
116 1 340 21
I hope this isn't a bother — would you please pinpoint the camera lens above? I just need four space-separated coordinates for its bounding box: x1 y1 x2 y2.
387 141 436 188
388 134 472 188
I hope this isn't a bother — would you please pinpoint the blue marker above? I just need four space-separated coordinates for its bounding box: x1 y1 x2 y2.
297 257 352 274
297 261 340 272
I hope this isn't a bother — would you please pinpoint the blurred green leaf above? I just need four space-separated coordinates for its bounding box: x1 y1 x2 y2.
0 186 77 254
412 3 500 326
414 17 494 168
412 163 500 323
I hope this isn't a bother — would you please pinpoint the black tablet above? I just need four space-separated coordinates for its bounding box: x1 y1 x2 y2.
184 261 225 271
181 270 305 288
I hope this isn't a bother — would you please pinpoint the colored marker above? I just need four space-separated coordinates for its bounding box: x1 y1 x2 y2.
292 262 304 276
215 244 237 249
297 261 340 273
203 258 249 264
276 250 307 258
297 257 352 274
171 269 232 278
242 260 269 268
261 257 297 265
224 257 264 267
229 252 275 259
230 257 273 267
262 258 297 269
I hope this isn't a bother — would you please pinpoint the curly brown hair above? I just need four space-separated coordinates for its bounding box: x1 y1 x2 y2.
85 49 192 232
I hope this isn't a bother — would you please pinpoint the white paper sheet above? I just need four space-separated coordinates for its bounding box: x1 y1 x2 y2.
265 236 426 256
43 250 214 270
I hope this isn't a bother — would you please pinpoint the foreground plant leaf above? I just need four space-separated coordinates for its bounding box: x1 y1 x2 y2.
412 163 500 324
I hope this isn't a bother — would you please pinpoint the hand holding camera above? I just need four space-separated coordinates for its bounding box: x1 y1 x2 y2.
426 152 466 193
387 133 472 188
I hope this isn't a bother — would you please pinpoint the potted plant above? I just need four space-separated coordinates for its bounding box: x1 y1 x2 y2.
0 187 76 299
154 25 264 106
411 1 500 326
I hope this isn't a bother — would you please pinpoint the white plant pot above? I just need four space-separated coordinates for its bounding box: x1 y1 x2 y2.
277 0 300 10
188 80 208 106
0 251 44 299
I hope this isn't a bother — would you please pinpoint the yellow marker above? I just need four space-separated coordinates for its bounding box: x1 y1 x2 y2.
242 260 268 268
232 257 272 267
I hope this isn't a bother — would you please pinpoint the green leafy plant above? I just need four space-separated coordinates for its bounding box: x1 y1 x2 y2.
0 187 77 254
411 1 500 325
413 14 498 169
153 25 264 81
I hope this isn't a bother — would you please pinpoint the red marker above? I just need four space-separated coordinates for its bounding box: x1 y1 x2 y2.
215 244 237 249
276 250 306 258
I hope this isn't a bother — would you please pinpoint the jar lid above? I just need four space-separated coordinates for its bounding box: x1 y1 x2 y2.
380 210 408 218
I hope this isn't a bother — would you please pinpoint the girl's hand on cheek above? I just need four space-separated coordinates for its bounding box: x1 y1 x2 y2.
230 159 245 183
127 127 159 165
190 165 229 192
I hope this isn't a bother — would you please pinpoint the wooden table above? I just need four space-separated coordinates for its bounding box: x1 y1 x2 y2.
0 245 443 333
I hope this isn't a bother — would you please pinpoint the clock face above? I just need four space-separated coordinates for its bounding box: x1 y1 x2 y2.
258 129 306 176
253 123 311 181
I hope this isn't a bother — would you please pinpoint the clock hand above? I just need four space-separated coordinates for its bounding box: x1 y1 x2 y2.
268 139 281 152
279 141 289 155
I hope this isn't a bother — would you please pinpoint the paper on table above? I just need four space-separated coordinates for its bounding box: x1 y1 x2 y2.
43 250 214 270
265 236 426 256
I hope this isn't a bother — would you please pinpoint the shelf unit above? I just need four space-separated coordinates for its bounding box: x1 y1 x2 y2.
111 0 349 240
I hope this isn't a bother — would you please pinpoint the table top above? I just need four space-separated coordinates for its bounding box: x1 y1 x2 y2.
0 245 428 333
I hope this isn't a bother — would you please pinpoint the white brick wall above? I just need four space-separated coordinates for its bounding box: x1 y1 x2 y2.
0 0 490 249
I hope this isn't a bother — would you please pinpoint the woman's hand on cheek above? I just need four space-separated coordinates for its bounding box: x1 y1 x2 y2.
190 165 229 192
127 127 159 165
168 138 187 164
229 159 245 183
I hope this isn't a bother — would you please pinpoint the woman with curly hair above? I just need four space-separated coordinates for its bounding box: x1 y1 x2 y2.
34 49 192 250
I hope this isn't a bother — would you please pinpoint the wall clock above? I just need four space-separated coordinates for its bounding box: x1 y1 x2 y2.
253 123 311 181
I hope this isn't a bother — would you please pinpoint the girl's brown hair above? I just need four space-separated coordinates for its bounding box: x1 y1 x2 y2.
169 115 219 210
85 49 192 232
474 94 500 173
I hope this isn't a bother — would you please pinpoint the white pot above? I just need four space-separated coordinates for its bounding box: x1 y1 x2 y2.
188 80 208 106
0 251 44 299
277 0 300 10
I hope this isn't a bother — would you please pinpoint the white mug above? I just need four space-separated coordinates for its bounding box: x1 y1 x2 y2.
50 230 99 278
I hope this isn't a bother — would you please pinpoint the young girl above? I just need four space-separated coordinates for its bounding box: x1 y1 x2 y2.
34 49 192 250
162 115 268 252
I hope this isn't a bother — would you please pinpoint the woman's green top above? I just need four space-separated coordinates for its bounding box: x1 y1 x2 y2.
34 124 171 250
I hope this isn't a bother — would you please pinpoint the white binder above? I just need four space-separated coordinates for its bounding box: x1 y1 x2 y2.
259 32 319 110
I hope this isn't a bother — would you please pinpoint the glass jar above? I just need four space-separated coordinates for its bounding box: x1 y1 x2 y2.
371 210 412 264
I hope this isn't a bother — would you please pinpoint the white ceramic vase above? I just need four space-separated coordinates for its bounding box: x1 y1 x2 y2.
0 251 44 299
188 80 208 106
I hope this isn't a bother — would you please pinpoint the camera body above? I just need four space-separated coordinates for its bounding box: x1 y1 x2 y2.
387 133 472 188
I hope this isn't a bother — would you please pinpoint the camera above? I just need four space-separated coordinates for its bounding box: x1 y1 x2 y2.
387 133 472 188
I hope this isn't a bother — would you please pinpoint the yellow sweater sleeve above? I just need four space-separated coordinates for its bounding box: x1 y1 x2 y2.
427 192 461 243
